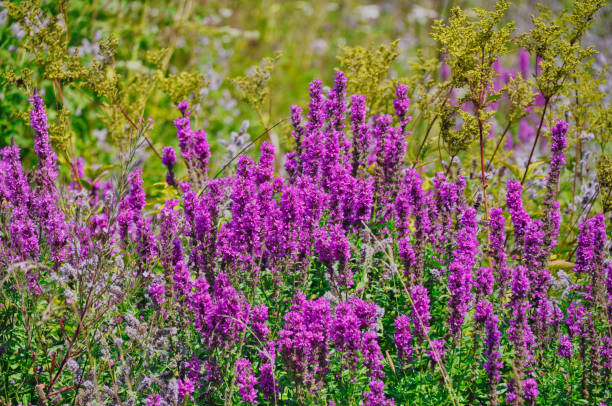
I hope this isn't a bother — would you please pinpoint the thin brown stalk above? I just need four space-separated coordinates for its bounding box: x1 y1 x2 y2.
521 97 549 185
413 115 439 167
486 121 512 172
478 117 490 222
116 103 162 161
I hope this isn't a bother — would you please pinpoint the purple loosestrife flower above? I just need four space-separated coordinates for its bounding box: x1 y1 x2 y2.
277 178 323 265
489 207 511 295
475 299 493 324
0 145 39 261
209 273 250 349
558 335 573 358
395 169 432 282
218 154 261 273
508 266 535 371
399 238 416 280
363 379 394 406
347 297 378 330
259 343 279 401
0 144 31 204
177 378 195 402
314 224 353 288
284 152 299 178
149 281 166 306
185 356 202 386
483 304 503 386
475 267 494 298
331 298 378 371
146 394 162 406
331 301 365 370
575 216 595 276
350 94 371 175
300 79 326 178
259 361 278 401
161 146 177 169
189 179 224 283
547 120 568 185
307 79 326 131
345 176 375 227
607 262 612 319
361 330 385 379
29 90 68 262
506 180 553 338
117 169 146 240
394 314 413 363
448 207 478 336
576 215 608 307
522 378 539 402
251 304 269 341
541 120 568 258
235 358 258 404
161 146 177 186
432 173 460 249
29 90 58 180
565 300 585 338
174 101 211 179
373 114 405 188
326 71 348 133
428 339 447 364
523 219 545 275
173 259 192 297
381 126 406 185
506 180 531 247
394 84 411 130
178 100 189 115
189 277 212 332
277 292 330 390
290 105 304 152
410 284 431 337
158 199 181 268
257 141 275 184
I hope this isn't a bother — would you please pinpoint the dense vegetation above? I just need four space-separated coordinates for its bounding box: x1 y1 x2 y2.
0 0 611 405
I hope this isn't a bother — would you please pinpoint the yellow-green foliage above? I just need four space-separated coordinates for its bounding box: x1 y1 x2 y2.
336 40 401 114
431 0 514 157
232 53 281 126
519 0 604 99
5 0 87 83
505 73 536 123
407 50 444 123
439 105 482 158
598 154 612 213
48 108 71 154
3 0 210 153
431 0 514 106
592 103 612 149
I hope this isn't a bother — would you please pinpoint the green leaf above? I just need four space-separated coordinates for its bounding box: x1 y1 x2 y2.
487 93 502 102
85 163 120 180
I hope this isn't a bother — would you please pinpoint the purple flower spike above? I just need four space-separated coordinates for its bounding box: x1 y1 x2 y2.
448 207 478 335
393 83 411 129
235 358 258 404
394 314 413 362
558 335 573 358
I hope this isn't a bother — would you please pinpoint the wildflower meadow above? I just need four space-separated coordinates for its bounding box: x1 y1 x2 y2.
0 0 611 405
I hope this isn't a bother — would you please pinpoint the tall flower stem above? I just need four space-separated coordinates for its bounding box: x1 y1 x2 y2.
478 117 490 222
486 121 512 172
521 97 549 185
